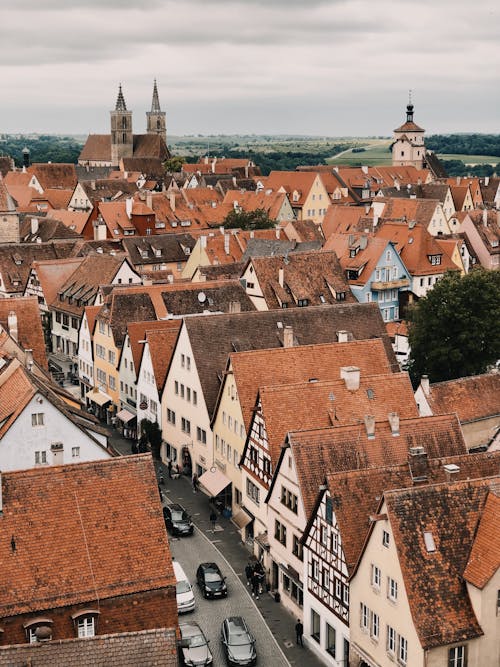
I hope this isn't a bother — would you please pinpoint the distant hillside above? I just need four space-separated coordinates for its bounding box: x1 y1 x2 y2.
0 135 83 166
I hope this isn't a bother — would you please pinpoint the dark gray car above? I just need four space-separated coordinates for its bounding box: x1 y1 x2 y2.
163 503 194 536
221 616 257 666
179 622 213 666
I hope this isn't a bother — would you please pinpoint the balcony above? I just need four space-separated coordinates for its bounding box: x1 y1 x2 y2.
370 277 410 290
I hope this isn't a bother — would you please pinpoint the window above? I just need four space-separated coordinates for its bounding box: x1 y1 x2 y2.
234 449 239 467
370 611 379 640
292 534 303 560
26 622 53 644
98 320 105 334
388 577 398 601
196 427 207 444
360 603 369 631
35 451 47 465
387 625 396 655
108 376 116 391
71 317 79 329
335 578 342 600
31 413 44 426
448 646 467 667
150 399 157 415
166 408 176 425
180 384 185 398
297 298 309 307
77 616 95 637
56 311 62 323
343 584 349 606
72 446 80 458
228 416 233 430
326 623 336 658
322 568 330 588
398 635 408 665
311 609 320 643
312 558 319 582
108 350 115 365
280 486 298 513
371 564 381 589
181 354 185 368
246 478 260 505
96 344 105 359
274 520 287 546
227 444 231 461
321 525 328 547
193 390 197 406
181 418 191 434
382 530 390 547
174 381 179 395
186 387 191 402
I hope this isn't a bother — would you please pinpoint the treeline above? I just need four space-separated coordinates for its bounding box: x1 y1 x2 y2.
426 134 500 157
441 159 500 177
0 136 82 166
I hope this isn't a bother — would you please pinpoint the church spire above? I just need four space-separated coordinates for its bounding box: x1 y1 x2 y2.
151 79 161 113
406 89 414 123
115 83 127 111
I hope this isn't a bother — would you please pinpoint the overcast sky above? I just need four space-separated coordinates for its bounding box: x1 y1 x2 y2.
1 0 499 136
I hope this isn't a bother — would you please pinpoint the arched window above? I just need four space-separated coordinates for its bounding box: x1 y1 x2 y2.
23 618 53 643
71 609 100 637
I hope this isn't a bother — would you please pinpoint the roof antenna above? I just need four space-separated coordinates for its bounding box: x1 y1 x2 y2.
408 89 412 105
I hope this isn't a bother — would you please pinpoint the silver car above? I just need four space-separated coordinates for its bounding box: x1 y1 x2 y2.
221 616 257 666
179 622 213 666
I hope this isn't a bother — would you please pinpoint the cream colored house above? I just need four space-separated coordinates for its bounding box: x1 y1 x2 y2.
263 171 330 224
349 477 500 667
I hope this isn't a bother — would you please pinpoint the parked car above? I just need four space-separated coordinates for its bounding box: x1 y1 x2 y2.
221 616 257 666
196 562 228 598
163 503 194 536
179 622 213 666
173 560 196 614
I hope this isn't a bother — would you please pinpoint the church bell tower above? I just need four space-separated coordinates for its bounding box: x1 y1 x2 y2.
146 80 167 145
110 84 133 166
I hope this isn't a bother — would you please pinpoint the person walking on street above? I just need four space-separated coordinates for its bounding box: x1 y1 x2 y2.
167 460 173 478
192 473 199 493
245 562 254 587
251 571 260 599
209 509 217 532
295 619 304 646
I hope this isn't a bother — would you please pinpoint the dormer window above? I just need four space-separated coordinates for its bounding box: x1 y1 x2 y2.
335 291 346 301
24 618 53 644
428 254 442 266
297 299 309 307
71 609 100 637
292 190 300 203
349 247 359 258
140 250 149 259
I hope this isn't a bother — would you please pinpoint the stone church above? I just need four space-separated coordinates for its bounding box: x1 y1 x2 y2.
78 82 170 168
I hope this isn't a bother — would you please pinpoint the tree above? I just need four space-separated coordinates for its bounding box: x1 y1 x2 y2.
407 268 500 385
139 418 163 459
223 208 276 230
163 155 184 173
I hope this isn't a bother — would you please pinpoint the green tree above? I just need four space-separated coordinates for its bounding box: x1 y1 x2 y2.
140 418 163 459
223 207 276 230
163 155 184 173
407 268 500 385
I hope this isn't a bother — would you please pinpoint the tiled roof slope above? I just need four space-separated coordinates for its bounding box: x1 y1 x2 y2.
0 297 48 369
259 372 418 465
0 627 178 667
0 362 35 438
425 373 500 423
20 216 82 242
0 241 78 295
327 448 499 574
27 163 77 190
293 412 467 518
196 261 245 281
463 491 500 589
146 324 182 391
99 292 159 348
185 303 398 417
228 339 395 430
385 477 500 649
324 234 393 285
79 134 169 162
0 455 174 617
161 280 255 315
249 249 354 308
126 320 178 374
122 233 196 266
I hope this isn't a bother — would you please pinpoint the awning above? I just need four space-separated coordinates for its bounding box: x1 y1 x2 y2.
231 507 254 530
350 642 380 667
198 468 231 497
279 562 302 586
86 389 112 406
254 532 270 551
116 408 136 423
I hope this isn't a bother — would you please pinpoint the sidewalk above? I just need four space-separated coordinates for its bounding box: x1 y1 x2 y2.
156 460 327 667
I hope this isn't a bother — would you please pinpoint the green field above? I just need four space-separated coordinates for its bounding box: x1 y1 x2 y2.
436 154 499 165
328 141 392 165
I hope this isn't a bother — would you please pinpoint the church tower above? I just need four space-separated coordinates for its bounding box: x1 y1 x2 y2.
146 80 167 145
110 84 133 167
392 94 425 169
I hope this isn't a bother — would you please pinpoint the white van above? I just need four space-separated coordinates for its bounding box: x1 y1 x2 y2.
173 560 196 614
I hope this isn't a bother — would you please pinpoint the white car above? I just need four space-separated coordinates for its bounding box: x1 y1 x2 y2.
174 560 196 614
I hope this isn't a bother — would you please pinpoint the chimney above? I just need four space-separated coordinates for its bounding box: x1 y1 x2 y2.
168 193 176 212
443 463 460 483
409 446 428 481
456 176 461 185
364 415 375 439
30 218 39 235
90 179 96 191
275 226 280 240
388 412 400 436
146 192 152 209
125 197 133 219
7 311 18 341
22 146 30 168
361 166 368 174
167 274 174 284
25 349 34 371
364 203 370 214
283 325 294 348
341 366 360 391
224 233 230 255
336 330 349 343
373 215 379 226
142 275 153 286
278 267 284 287
484 176 489 186
229 301 241 314
200 235 207 249
420 375 430 396
93 217 107 241
483 209 488 226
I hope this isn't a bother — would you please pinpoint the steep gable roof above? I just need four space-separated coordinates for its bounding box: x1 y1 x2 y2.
0 455 174 617
145 324 182 392
463 491 500 589
0 297 48 369
184 302 398 417
384 478 500 649
27 163 77 190
264 171 322 206
324 234 398 285
161 280 255 315
423 373 500 423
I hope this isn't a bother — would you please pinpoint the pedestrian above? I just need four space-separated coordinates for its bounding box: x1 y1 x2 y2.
158 484 163 503
192 473 199 493
210 509 217 532
168 460 173 478
159 471 164 486
245 562 254 587
251 571 260 599
295 619 303 646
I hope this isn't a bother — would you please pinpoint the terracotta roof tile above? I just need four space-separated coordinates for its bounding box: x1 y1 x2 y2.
424 373 500 423
384 477 500 648
27 163 77 190
0 297 48 369
146 324 182 391
463 491 500 588
0 455 174 617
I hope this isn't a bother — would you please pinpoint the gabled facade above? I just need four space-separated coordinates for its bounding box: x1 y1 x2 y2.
263 171 330 224
460 209 500 270
392 102 425 169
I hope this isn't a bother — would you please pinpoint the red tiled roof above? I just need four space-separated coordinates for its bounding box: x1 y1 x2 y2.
0 297 48 370
463 491 500 588
425 373 500 423
0 455 174 616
